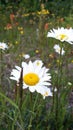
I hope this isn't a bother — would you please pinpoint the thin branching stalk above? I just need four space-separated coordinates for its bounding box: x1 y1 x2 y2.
12 108 24 130
0 50 3 86
55 44 63 130
3 112 23 130
28 94 39 130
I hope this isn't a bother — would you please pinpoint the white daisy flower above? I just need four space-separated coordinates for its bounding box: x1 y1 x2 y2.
23 54 30 59
0 42 8 50
54 44 65 55
67 82 72 86
42 87 52 99
10 60 52 98
47 27 73 44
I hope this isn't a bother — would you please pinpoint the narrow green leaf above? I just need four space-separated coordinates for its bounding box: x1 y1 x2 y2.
0 92 18 109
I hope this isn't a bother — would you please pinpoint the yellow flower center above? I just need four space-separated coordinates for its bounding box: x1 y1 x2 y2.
23 73 39 86
44 91 49 96
57 34 68 41
36 61 41 66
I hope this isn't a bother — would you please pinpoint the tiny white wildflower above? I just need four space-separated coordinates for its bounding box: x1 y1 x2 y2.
23 54 30 59
0 42 8 50
54 44 65 55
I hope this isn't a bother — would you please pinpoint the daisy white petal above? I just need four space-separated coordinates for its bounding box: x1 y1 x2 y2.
40 81 51 86
28 61 34 72
29 87 36 92
10 76 17 81
22 62 28 68
23 83 28 89
10 69 20 82
15 66 21 71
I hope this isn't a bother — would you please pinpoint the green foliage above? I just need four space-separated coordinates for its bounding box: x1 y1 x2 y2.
0 1 73 130
1 0 73 17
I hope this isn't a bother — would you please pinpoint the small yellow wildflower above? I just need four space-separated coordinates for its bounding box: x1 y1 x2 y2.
71 60 73 63
15 41 19 44
20 31 24 34
35 50 39 53
56 60 62 65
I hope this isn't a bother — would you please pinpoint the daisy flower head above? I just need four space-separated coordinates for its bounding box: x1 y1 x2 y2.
47 27 73 44
54 44 65 55
10 60 52 98
0 42 8 50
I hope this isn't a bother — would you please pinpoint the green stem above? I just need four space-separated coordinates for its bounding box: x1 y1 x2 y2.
28 94 38 130
0 50 3 86
12 109 24 130
55 44 63 130
51 79 55 112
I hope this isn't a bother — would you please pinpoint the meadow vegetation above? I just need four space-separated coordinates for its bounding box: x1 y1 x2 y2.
0 0 73 130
